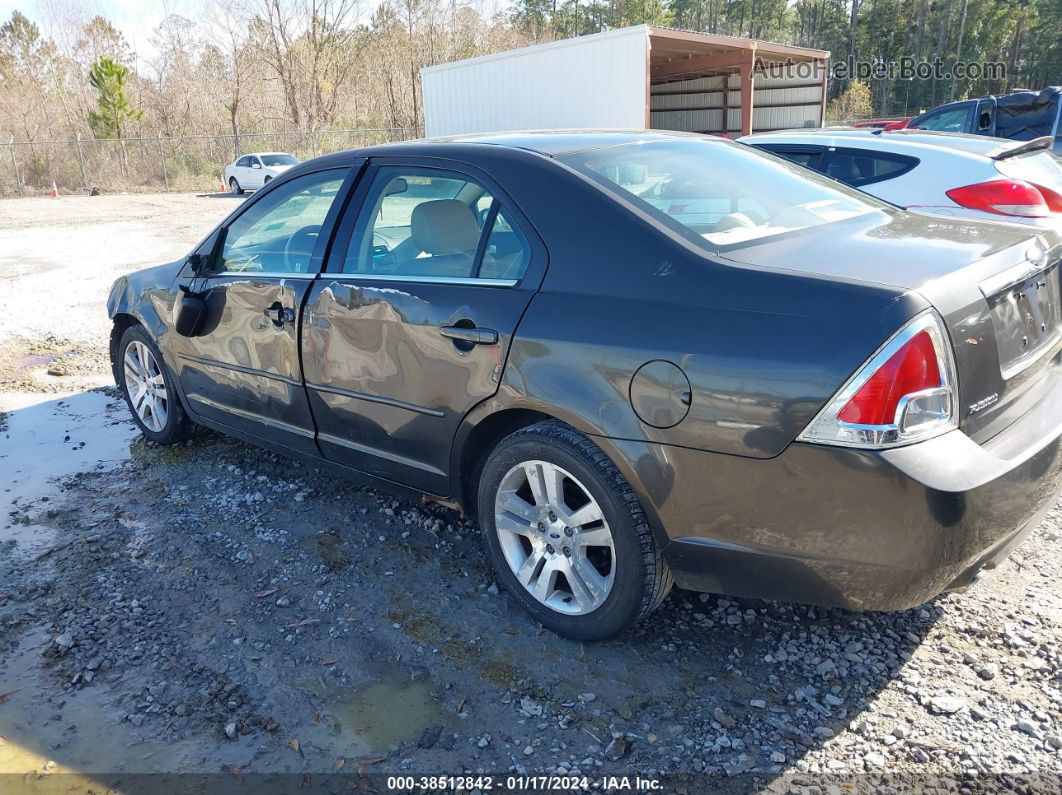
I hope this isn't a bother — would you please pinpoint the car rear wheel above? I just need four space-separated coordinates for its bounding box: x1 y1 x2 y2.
477 420 672 640
229 177 243 195
118 325 194 445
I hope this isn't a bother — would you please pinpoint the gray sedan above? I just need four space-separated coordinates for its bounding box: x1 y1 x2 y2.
108 131 1062 639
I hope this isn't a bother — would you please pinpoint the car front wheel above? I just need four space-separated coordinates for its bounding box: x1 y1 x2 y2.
477 420 672 640
117 325 194 444
229 177 243 195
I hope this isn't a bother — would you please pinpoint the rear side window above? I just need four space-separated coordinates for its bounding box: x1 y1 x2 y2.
342 167 530 281
823 148 919 188
756 145 822 168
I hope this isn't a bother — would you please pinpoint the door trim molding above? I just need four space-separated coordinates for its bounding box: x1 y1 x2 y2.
306 381 446 417
317 432 447 476
184 392 315 438
178 352 302 387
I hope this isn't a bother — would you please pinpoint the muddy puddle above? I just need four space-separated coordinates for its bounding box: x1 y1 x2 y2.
0 389 135 556
0 631 253 778
293 670 446 761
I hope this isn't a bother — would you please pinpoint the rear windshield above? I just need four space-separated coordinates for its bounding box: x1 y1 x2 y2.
261 154 299 166
996 149 1062 193
558 139 885 250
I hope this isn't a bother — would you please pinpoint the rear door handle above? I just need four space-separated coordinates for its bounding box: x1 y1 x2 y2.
439 325 498 345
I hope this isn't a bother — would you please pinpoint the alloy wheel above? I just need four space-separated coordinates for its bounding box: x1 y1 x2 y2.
229 178 240 194
123 340 169 433
493 460 615 615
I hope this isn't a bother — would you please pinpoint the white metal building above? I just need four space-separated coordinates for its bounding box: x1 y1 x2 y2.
421 25 829 138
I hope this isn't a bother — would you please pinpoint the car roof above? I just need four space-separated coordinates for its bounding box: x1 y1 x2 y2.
741 128 1019 159
241 152 294 157
345 129 711 159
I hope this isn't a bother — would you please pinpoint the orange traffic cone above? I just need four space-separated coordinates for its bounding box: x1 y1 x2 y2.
218 173 226 192
50 179 60 198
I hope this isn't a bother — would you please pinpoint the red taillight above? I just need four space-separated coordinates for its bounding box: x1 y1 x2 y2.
837 331 942 425
1031 182 1062 213
945 179 1050 218
799 313 956 448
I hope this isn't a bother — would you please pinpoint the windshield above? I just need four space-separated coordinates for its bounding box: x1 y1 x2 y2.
261 154 299 167
558 139 886 249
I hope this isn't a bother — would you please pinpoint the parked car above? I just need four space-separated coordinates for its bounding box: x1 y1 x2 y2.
224 152 300 194
108 131 1062 640
742 128 1062 228
908 87 1061 152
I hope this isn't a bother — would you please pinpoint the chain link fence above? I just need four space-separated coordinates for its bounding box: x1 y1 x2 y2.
1 128 422 197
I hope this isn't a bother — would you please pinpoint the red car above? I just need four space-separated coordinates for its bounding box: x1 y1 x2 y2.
851 118 912 130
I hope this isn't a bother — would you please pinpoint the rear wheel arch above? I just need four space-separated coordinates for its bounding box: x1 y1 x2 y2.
456 407 553 516
454 406 672 555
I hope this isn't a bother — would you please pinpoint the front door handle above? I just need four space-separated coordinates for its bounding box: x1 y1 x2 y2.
264 303 295 327
439 325 498 345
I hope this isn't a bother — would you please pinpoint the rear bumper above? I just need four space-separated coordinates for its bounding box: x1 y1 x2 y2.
618 378 1062 611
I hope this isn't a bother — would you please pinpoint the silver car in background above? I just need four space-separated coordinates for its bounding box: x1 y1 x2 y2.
223 152 301 194
742 129 1062 229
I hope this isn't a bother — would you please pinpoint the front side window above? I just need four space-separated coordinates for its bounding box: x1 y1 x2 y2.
216 169 346 274
559 139 884 249
342 168 530 280
912 106 970 132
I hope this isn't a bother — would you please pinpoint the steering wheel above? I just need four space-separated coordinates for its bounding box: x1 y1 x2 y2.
283 225 321 272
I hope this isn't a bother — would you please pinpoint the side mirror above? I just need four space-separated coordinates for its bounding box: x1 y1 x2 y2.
174 285 208 337
252 162 262 169
186 253 205 274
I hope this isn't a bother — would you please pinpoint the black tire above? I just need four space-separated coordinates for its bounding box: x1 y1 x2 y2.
116 325 194 445
477 420 672 640
263 175 272 185
229 177 243 195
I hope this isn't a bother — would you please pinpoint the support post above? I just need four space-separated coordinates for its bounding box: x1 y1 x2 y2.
75 132 88 191
157 131 170 191
739 48 757 137
818 59 829 128
9 135 22 196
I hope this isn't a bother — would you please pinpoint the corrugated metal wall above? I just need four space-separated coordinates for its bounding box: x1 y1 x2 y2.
650 62 825 135
422 28 650 137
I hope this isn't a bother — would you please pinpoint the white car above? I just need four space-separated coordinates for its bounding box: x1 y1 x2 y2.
223 152 300 194
741 129 1062 229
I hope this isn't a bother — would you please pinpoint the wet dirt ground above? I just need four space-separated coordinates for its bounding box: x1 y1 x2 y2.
1 193 1061 793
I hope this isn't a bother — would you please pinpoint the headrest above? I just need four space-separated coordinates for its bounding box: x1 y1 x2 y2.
411 199 480 255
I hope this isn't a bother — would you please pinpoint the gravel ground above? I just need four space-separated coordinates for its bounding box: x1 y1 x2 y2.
1 193 1060 793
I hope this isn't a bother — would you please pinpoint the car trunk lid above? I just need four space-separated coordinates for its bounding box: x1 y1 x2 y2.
719 210 1062 444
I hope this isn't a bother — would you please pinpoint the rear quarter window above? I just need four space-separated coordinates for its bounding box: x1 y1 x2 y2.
823 148 920 188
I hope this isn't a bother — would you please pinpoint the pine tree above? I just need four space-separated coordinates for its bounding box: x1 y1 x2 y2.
87 56 143 139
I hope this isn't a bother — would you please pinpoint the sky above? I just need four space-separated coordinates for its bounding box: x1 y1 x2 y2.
0 0 210 59
0 0 515 62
